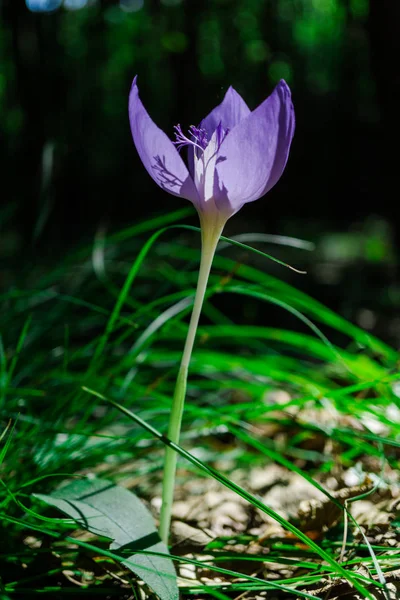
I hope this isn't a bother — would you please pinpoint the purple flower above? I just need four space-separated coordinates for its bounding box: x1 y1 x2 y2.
129 76 295 223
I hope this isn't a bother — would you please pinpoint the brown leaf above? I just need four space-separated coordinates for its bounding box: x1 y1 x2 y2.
296 479 374 534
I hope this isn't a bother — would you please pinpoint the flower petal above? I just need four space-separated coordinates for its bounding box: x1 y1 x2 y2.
129 77 200 204
200 86 251 138
187 86 251 181
213 80 295 213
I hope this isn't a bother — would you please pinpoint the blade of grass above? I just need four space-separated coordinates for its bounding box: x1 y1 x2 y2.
89 223 315 374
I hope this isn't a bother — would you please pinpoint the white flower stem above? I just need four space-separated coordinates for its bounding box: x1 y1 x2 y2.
159 214 226 544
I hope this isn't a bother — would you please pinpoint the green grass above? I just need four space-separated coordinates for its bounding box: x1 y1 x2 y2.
0 208 399 599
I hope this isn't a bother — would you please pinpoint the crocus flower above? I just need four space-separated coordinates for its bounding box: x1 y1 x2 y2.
128 76 295 544
129 76 295 231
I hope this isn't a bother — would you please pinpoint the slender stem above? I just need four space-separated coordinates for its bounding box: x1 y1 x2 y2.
159 215 225 544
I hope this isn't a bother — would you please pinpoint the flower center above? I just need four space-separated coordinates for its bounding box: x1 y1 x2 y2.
173 124 208 154
173 122 229 156
173 122 230 203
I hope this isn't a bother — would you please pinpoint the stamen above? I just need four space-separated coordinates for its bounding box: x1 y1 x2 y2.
172 122 229 162
173 124 208 154
215 122 230 151
188 125 208 150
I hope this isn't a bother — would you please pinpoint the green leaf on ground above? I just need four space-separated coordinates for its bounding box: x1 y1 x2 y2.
34 477 178 600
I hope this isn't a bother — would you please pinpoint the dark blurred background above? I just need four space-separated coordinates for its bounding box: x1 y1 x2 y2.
0 0 399 342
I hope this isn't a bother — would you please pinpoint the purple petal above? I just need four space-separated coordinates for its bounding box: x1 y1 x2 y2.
200 86 251 138
187 86 251 179
129 77 200 204
213 80 295 213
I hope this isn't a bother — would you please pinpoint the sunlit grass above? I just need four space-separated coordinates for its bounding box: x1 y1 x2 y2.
0 208 398 598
